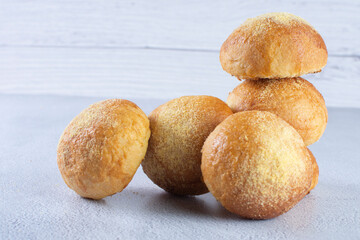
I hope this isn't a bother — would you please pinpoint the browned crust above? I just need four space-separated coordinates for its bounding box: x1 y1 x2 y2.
307 148 319 193
201 111 312 219
141 96 233 195
57 99 150 199
227 77 328 146
220 12 328 80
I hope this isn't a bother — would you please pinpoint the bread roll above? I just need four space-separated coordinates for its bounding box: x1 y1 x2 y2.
227 77 328 146
308 149 319 192
220 12 327 80
142 96 233 195
57 99 150 200
201 111 312 219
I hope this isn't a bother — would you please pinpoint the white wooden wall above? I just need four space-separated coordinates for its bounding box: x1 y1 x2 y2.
0 0 359 108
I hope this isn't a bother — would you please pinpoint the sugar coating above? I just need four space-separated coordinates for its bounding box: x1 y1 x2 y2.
142 95 233 195
201 111 312 219
57 99 150 199
227 77 328 146
253 12 311 26
241 12 312 36
220 12 327 79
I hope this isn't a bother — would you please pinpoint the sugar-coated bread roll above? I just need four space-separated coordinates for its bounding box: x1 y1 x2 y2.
308 149 319 192
227 77 328 146
201 111 313 219
220 12 327 80
57 99 150 200
142 96 233 195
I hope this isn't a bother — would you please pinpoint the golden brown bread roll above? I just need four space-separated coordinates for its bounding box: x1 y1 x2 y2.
308 149 319 192
227 77 328 146
220 12 327 80
201 111 313 219
57 99 150 200
142 96 233 195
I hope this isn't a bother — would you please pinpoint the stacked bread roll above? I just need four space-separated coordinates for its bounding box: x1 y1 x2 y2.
57 12 327 220
221 12 328 146
202 12 327 219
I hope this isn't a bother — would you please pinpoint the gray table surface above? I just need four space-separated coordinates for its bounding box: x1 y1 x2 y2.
1 94 359 240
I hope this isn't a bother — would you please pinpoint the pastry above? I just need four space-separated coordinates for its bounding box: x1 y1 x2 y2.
227 77 328 145
220 12 327 80
142 96 233 195
201 110 312 219
57 99 150 199
308 149 319 192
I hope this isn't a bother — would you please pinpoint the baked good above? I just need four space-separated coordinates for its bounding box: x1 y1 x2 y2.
57 99 150 200
220 12 327 80
142 96 233 195
201 111 313 219
227 77 328 146
308 149 319 192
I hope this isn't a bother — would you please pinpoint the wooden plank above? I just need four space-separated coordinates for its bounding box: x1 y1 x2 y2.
0 47 358 108
0 0 359 55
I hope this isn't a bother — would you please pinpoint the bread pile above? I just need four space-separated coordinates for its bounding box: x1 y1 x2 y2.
57 12 327 219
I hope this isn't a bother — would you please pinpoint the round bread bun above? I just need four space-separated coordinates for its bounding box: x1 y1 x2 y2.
308 149 319 192
227 77 328 146
220 12 328 80
201 111 313 219
57 99 150 200
142 96 233 195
